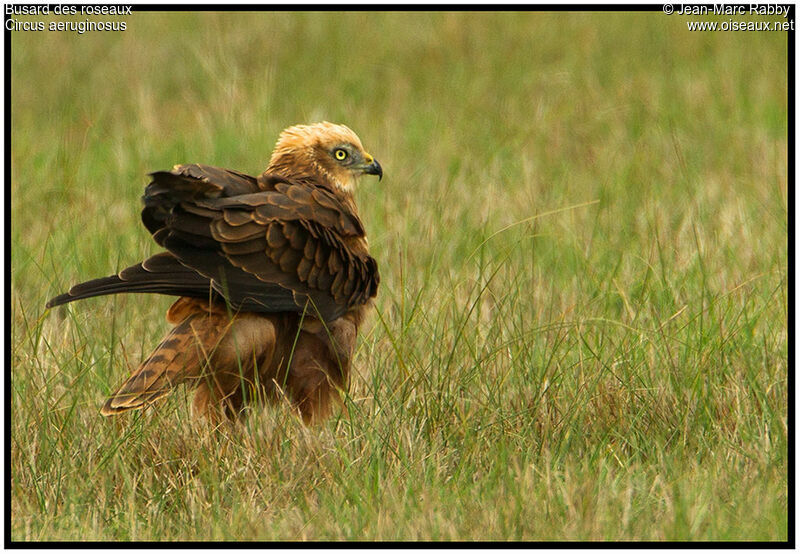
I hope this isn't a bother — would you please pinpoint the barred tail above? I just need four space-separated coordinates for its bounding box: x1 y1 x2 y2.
101 314 209 415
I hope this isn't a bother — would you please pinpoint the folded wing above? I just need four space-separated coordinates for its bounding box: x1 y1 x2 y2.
47 164 379 322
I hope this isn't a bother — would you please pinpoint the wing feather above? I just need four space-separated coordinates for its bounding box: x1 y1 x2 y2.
49 165 379 321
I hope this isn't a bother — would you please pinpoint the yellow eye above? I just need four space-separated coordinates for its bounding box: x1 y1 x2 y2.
334 149 348 161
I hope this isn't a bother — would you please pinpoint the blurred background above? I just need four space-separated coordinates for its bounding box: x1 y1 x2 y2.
12 11 787 308
11 11 788 541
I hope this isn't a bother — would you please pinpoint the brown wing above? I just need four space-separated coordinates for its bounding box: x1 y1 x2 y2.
141 163 261 236
47 165 263 309
47 164 380 322
142 165 379 321
45 252 216 308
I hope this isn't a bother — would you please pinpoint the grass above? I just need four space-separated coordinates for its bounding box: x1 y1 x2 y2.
10 11 788 541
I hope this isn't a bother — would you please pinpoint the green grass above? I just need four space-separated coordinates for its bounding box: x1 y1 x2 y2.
11 11 788 541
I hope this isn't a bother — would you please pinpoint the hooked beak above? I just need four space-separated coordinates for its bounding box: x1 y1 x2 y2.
362 154 383 181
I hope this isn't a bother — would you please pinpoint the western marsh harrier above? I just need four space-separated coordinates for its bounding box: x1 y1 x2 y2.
47 122 382 423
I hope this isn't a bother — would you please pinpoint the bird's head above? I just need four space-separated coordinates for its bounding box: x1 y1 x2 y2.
267 122 382 194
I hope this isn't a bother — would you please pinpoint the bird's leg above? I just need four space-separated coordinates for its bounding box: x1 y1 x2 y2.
284 317 358 424
285 333 340 424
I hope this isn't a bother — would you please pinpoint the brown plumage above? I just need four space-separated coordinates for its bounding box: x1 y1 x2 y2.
47 122 382 423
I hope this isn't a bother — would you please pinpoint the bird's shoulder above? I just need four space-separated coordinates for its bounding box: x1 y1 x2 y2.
152 163 260 197
145 164 367 238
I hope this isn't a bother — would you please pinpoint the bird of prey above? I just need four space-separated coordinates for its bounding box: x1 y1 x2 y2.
47 122 382 423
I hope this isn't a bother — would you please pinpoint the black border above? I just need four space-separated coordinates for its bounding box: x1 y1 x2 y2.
4 3 794 548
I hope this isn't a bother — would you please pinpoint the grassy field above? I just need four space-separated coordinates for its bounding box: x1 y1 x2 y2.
10 11 788 541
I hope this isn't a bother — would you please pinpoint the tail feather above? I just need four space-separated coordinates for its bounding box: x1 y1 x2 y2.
100 296 278 418
100 313 220 416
